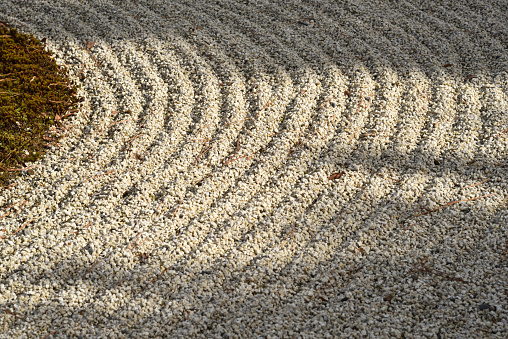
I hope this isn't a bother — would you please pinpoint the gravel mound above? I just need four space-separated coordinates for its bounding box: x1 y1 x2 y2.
0 0 507 337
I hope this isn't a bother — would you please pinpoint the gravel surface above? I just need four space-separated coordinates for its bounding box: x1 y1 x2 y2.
0 0 507 337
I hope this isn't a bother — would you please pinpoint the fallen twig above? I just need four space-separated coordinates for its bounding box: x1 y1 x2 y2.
413 193 495 218
11 218 33 236
126 132 144 144
127 231 145 250
41 331 56 339
461 178 489 190
75 221 93 235
317 96 335 110
494 127 508 138
4 309 26 321
408 256 469 283
289 131 306 156
254 100 271 118
0 91 19 96
222 140 241 166
170 200 183 221
113 275 127 288
0 164 40 172
83 169 116 183
222 153 252 167
131 237 148 251
106 119 131 129
142 266 172 292
0 183 17 190
0 199 23 213
279 222 296 248
11 199 27 219
192 140 217 165
82 259 101 279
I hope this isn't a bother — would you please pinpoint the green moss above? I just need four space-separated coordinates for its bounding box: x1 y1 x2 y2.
0 23 82 185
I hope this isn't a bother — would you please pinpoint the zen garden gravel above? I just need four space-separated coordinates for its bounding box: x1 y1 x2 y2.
0 0 507 337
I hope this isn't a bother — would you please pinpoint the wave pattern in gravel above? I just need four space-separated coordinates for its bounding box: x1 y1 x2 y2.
0 0 507 337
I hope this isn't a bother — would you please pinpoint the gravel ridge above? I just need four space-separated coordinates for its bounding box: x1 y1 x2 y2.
0 0 507 337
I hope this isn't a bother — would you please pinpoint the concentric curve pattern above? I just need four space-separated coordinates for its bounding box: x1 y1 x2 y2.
0 0 507 337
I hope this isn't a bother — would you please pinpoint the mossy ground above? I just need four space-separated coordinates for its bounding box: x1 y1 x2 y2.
0 22 82 186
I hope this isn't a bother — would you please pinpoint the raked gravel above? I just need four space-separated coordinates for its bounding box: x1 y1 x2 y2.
0 0 507 337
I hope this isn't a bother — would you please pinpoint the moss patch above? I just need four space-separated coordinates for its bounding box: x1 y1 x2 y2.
0 23 82 186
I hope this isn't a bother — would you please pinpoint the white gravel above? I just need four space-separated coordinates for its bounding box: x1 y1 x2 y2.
0 0 507 337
